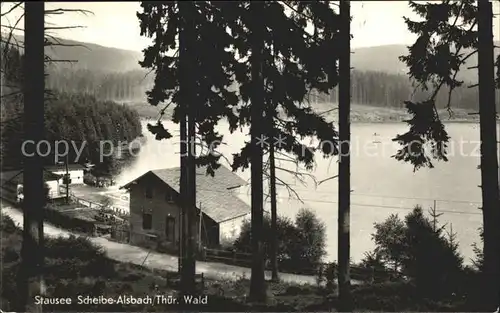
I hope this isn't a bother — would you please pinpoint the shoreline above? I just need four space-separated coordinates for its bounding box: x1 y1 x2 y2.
148 117 488 125
348 119 484 124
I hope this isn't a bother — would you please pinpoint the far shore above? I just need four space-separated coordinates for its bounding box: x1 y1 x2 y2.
350 119 487 124
130 102 496 125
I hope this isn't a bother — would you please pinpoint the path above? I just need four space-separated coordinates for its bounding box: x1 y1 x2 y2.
1 204 317 285
71 185 129 211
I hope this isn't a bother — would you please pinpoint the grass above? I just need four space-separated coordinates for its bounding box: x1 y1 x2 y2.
49 203 97 221
0 213 329 312
0 213 481 312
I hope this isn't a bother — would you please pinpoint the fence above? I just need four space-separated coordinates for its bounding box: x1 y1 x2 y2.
166 272 205 289
69 193 129 218
200 247 400 283
332 264 400 283
110 224 130 243
201 247 253 268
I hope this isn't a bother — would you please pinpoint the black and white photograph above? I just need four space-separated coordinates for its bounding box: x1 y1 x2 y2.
1 1 500 312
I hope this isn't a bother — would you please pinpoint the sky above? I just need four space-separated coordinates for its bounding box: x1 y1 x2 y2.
1 1 499 51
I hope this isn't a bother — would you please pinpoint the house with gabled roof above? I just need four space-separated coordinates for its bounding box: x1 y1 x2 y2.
0 168 64 203
119 165 251 251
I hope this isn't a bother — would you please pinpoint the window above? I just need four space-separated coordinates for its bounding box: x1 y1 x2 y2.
165 216 175 242
142 213 152 230
145 184 153 198
165 190 174 203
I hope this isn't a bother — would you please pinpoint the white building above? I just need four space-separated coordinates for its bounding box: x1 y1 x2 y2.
2 169 64 202
45 164 85 185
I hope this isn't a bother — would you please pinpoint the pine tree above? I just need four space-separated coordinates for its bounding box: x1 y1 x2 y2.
476 0 499 309
224 1 342 301
138 1 240 294
394 0 499 309
337 1 352 310
17 3 45 311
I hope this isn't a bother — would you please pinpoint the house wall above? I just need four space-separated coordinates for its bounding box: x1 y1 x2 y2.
200 215 219 247
218 213 250 246
46 180 60 198
16 179 60 201
0 179 21 203
52 169 84 185
128 174 222 251
129 174 182 249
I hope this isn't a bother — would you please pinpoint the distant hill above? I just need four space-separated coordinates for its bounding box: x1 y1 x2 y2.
352 43 500 82
5 34 143 73
46 39 143 72
5 34 498 78
2 34 498 122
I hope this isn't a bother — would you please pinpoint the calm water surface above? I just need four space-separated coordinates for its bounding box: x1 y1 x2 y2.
115 120 489 264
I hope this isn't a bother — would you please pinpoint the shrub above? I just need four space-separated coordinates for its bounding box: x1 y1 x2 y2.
324 262 337 290
233 208 326 275
372 213 406 272
403 207 464 299
0 214 17 234
358 251 390 283
45 235 106 261
471 227 484 271
370 206 465 300
315 263 325 287
3 246 20 263
52 279 78 299
292 208 327 272
359 251 386 271
1 262 21 309
44 235 115 278
352 281 418 311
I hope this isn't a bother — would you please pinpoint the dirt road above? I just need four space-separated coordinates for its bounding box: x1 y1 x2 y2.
1 204 318 285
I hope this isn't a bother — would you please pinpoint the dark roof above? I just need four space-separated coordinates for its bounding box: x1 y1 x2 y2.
0 170 23 186
121 165 250 223
45 164 85 171
6 169 63 185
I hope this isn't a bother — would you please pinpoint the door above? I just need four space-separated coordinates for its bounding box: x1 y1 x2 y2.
165 216 175 242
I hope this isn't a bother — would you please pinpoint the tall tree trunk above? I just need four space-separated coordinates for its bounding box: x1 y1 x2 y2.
338 0 352 311
477 0 500 310
185 10 197 294
16 2 45 312
179 2 197 294
269 126 279 282
178 7 188 287
269 35 279 283
249 1 267 303
65 152 69 203
185 111 197 293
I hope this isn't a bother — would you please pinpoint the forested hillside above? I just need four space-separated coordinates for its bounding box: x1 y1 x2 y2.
11 34 498 80
1 92 142 169
0 43 143 171
311 70 500 112
3 34 498 122
37 35 500 115
45 63 500 117
46 67 153 102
